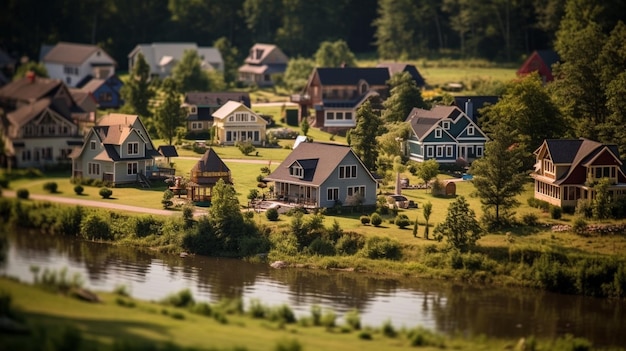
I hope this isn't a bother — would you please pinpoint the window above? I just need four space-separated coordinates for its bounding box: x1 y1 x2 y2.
435 129 442 138
336 112 344 120
442 121 450 130
42 147 53 160
127 162 138 175
476 146 483 157
427 146 434 157
228 116 234 122
251 116 256 121
347 186 365 197
99 92 113 102
235 113 248 122
326 112 335 120
436 146 443 157
226 131 232 142
446 145 453 157
467 126 475 135
254 131 259 141
327 188 339 201
338 165 357 179
191 122 203 130
544 159 555 175
64 66 78 75
290 165 303 178
345 112 353 120
190 106 197 114
127 142 139 155
88 163 100 175
22 150 31 161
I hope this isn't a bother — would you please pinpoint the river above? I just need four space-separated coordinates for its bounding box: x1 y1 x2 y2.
1 230 625 348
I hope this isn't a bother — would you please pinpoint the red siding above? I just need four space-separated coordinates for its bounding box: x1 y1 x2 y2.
517 53 554 82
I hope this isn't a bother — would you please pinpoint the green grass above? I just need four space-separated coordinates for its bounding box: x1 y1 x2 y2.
1 277 598 351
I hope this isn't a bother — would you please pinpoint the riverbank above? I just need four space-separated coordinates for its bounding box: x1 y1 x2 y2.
0 277 611 351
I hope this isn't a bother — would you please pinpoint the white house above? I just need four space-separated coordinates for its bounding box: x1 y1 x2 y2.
212 101 268 146
42 42 116 88
128 43 223 79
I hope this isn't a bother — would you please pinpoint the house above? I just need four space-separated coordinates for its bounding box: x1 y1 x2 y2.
77 75 124 109
68 88 98 131
128 43 223 79
0 74 86 168
70 113 161 186
182 92 251 136
517 50 560 83
264 142 378 208
405 105 488 165
42 42 117 88
530 138 626 208
211 101 268 146
187 148 232 203
238 43 288 87
452 95 499 124
291 64 424 132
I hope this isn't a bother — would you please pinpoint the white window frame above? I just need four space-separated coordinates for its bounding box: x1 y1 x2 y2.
327 187 339 201
435 129 442 138
436 146 443 157
442 121 450 130
427 146 434 157
88 162 100 175
467 125 475 135
326 111 335 120
446 145 453 157
90 141 96 150
477 146 483 157
127 142 139 155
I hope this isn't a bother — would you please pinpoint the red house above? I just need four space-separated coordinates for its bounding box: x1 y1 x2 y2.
531 138 626 208
517 50 560 83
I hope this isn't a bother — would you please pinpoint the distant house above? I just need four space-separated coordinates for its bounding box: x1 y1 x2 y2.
517 50 560 83
212 101 268 146
405 105 488 165
128 43 223 79
68 88 98 131
42 42 116 88
187 148 232 203
0 75 86 168
77 75 124 109
238 43 288 87
264 142 378 208
70 114 161 186
452 96 499 123
531 138 626 208
182 92 251 136
291 64 424 131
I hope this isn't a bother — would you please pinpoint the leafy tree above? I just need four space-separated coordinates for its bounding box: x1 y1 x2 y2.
172 50 211 93
155 78 186 146
382 72 427 123
314 40 356 67
592 178 612 219
374 0 420 59
213 37 240 85
13 61 47 79
300 117 309 136
242 0 281 43
121 52 154 117
434 196 482 252
376 122 412 158
349 99 382 171
415 159 439 191
284 57 315 92
423 201 432 240
469 122 528 227
162 189 174 209
209 179 245 252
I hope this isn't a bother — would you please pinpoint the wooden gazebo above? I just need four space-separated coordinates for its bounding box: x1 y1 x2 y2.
187 148 232 203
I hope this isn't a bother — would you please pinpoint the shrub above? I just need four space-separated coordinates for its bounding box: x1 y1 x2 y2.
99 187 113 199
80 214 112 240
572 217 588 235
266 208 279 221
320 310 336 329
161 190 174 209
522 213 539 226
335 232 365 255
360 215 370 225
344 309 361 330
274 338 302 351
550 206 562 220
16 188 29 199
236 141 256 155
269 304 296 324
381 319 397 337
370 213 382 227
162 289 195 308
307 237 335 256
43 182 58 193
360 236 402 260
74 185 84 195
395 214 411 229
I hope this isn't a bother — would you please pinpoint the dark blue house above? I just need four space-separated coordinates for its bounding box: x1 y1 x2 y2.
78 75 124 109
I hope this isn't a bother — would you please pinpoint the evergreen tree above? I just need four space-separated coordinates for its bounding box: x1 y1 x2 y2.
469 122 528 228
434 196 482 252
172 49 211 93
213 37 240 86
121 52 153 117
423 201 432 240
382 72 426 123
349 99 381 171
155 78 186 145
209 179 245 252
373 0 419 59
300 117 309 136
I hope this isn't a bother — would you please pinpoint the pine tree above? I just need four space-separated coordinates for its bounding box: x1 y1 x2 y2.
155 78 186 145
349 99 382 171
172 49 211 93
382 72 426 123
121 52 154 117
423 202 432 240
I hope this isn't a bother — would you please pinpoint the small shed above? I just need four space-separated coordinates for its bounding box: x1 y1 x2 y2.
434 180 456 197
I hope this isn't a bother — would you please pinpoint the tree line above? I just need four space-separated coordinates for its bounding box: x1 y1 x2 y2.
3 0 625 68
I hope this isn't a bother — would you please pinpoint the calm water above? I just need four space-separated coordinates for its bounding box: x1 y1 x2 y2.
1 230 625 347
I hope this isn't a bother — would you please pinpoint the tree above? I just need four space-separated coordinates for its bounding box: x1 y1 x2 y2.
349 99 382 171
284 57 315 92
373 0 420 59
155 78 186 145
382 72 427 123
171 49 211 93
434 196 482 252
213 37 240 86
121 52 154 117
209 179 245 252
415 159 439 191
469 122 528 227
423 201 432 240
300 117 309 136
592 178 612 219
412 215 419 237
13 61 47 79
314 40 356 67
376 122 412 158
162 189 174 209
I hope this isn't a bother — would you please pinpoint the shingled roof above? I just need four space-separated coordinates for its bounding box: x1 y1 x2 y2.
316 67 390 86
184 92 251 108
192 148 230 174
43 42 116 65
0 76 63 103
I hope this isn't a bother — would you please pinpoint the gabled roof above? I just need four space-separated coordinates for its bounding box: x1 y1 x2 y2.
0 76 63 102
316 67 390 86
6 98 52 127
376 62 426 87
192 148 230 173
43 42 116 65
406 105 484 142
244 43 287 65
69 88 96 106
158 145 179 158
184 92 251 108
265 142 374 187
129 42 223 71
535 50 560 68
212 100 256 119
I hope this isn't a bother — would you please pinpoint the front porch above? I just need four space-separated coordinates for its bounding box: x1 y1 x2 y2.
269 181 319 207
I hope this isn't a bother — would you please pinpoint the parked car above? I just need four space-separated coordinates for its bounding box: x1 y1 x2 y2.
387 194 409 209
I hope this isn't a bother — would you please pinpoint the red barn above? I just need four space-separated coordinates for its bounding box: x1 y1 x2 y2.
517 50 560 83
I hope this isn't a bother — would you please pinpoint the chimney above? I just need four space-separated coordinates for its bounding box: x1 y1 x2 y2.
465 99 474 121
26 70 36 83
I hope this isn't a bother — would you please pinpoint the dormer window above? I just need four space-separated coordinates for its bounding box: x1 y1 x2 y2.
468 125 475 135
127 142 139 155
435 129 442 138
290 164 303 178
189 106 197 114
442 121 450 130
543 159 555 175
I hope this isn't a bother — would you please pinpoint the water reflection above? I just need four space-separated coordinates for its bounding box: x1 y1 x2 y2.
1 230 625 347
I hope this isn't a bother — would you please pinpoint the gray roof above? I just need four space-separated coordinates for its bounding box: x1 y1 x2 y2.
158 145 179 158
129 43 223 72
406 105 461 139
43 42 116 65
264 142 366 186
316 67 390 86
184 92 250 108
376 62 425 87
